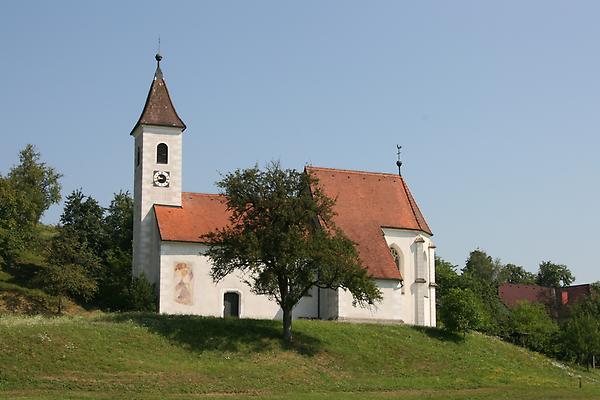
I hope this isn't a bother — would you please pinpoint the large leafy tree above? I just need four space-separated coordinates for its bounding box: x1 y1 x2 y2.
0 145 61 266
560 300 600 369
35 263 97 314
499 264 536 285
60 189 105 254
204 163 382 342
536 261 575 288
97 192 138 311
0 177 37 265
460 250 508 335
509 301 558 352
7 144 61 223
462 250 500 282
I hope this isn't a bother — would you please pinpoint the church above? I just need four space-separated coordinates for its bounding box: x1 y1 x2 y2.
131 54 437 326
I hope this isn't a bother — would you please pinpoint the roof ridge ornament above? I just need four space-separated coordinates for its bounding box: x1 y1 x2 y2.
396 144 402 176
154 52 163 80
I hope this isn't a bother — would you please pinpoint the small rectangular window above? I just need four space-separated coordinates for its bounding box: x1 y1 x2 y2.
136 146 140 167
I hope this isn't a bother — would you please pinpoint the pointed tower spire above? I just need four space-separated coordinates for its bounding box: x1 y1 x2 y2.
130 53 186 135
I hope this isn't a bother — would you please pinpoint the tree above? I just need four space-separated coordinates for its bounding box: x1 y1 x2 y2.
536 261 575 288
35 263 97 314
0 145 61 266
103 191 133 252
460 250 508 336
462 250 500 283
435 257 460 297
7 144 61 223
439 287 482 336
509 301 558 353
60 189 105 254
0 177 37 265
499 264 536 285
96 192 134 310
47 227 102 282
204 163 382 342
561 302 600 369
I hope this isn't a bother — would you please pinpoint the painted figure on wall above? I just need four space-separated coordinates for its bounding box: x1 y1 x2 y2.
174 262 193 305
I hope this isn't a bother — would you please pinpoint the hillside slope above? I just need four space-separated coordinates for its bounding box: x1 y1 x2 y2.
0 314 598 399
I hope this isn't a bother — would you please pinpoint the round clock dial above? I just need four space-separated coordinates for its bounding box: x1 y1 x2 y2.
153 170 170 187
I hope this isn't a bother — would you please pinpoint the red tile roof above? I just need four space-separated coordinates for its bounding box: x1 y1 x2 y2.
154 193 230 242
498 283 556 308
130 67 186 135
307 167 432 280
154 167 433 280
498 283 593 308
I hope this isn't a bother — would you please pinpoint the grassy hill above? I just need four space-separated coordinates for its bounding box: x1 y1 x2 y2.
0 314 599 399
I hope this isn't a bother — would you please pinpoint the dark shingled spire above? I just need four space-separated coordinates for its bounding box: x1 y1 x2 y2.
130 53 186 135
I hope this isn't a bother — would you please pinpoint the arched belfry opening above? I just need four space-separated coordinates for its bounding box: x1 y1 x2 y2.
157 143 168 164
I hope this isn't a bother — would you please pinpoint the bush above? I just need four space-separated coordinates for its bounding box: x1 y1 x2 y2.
509 301 558 353
128 273 157 312
439 287 482 336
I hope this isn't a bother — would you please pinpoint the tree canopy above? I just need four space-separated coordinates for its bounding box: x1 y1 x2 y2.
0 145 61 266
7 144 61 223
536 261 575 288
204 162 382 342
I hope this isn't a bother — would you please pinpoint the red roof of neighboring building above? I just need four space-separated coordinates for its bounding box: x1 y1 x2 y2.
499 282 593 308
498 283 556 308
154 167 433 280
131 59 186 135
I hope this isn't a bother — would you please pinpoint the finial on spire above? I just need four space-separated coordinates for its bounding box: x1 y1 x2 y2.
396 145 403 176
154 36 163 80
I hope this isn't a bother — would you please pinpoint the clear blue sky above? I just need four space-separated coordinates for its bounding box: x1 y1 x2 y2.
1 1 598 283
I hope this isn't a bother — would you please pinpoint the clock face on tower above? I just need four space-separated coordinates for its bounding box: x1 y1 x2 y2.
153 170 170 187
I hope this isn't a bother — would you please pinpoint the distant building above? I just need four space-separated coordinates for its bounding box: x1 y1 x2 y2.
129 54 437 326
499 283 594 310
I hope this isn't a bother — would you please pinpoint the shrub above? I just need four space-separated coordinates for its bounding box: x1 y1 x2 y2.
128 273 157 312
439 287 482 336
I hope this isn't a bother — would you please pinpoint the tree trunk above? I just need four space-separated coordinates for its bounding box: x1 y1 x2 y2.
282 307 293 343
57 296 62 315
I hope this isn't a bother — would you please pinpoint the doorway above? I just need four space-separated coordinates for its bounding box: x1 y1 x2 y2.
223 292 240 318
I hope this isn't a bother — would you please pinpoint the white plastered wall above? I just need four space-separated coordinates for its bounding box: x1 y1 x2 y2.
132 125 183 285
335 228 436 326
159 241 319 319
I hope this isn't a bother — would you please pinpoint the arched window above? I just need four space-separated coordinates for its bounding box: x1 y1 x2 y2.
390 246 405 293
157 143 168 164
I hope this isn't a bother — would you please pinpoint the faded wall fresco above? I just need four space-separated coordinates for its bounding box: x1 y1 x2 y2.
174 262 193 305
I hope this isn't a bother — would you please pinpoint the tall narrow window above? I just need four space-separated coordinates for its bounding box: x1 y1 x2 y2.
390 246 405 293
157 143 168 164
136 146 140 167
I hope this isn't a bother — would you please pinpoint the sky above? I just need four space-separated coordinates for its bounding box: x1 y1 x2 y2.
1 1 598 283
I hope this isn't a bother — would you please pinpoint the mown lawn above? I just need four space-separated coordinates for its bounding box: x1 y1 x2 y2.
0 314 598 399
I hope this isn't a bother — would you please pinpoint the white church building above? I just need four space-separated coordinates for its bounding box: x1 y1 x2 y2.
131 54 437 326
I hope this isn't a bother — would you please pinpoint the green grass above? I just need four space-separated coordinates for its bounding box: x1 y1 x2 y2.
0 314 598 399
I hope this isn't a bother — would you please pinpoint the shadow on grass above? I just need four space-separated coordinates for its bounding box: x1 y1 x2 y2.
412 325 464 343
3 261 44 289
0 289 55 315
101 313 322 357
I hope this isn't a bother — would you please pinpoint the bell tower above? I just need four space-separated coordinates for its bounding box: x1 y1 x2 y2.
131 53 186 283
